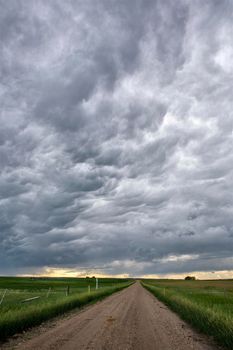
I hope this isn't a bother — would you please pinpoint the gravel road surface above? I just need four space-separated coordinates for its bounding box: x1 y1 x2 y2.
8 282 219 350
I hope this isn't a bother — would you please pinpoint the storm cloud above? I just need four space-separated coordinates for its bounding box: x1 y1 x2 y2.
0 0 233 277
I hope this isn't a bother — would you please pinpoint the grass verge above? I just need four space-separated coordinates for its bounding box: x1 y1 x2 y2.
142 282 233 350
0 282 131 341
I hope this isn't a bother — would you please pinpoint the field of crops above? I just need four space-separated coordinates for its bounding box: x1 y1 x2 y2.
142 279 233 349
0 276 131 341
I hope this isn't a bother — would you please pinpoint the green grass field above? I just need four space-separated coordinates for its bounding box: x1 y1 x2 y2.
0 276 132 341
142 279 233 350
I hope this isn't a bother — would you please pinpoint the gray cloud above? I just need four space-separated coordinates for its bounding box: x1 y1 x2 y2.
0 0 233 276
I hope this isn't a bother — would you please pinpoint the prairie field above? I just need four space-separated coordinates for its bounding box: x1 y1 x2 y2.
0 277 131 341
142 279 233 349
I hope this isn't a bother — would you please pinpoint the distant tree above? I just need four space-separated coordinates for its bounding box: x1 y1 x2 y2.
185 276 196 280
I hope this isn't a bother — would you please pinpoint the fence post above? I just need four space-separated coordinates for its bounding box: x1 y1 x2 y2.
88 285 90 293
0 289 7 305
46 287 51 298
66 286 70 296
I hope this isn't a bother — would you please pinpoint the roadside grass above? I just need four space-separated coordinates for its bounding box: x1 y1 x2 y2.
142 280 233 350
0 277 132 341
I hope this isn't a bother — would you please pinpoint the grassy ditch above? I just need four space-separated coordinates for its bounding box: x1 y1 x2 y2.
0 282 131 341
142 281 233 349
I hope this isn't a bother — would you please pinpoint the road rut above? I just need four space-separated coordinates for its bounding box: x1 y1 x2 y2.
10 282 219 350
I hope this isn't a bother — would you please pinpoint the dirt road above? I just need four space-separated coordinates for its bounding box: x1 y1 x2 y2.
11 282 219 350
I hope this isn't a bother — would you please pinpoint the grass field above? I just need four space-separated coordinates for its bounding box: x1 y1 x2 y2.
0 276 132 341
142 279 233 349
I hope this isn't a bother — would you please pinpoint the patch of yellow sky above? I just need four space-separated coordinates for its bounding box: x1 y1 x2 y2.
142 271 233 280
20 267 129 279
19 267 233 280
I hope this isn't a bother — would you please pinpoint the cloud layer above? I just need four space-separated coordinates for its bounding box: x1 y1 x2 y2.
1 0 233 277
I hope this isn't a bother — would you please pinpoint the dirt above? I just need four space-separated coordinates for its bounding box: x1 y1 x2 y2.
2 282 221 350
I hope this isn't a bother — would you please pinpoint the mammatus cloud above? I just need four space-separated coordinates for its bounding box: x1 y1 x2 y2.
0 0 233 278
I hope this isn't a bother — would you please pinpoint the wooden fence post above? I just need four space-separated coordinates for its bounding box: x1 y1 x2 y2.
47 287 51 298
0 289 7 305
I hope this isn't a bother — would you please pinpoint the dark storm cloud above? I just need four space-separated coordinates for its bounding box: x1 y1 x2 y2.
0 0 233 276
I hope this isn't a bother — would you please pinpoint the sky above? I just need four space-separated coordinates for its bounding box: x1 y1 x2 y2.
0 0 233 279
